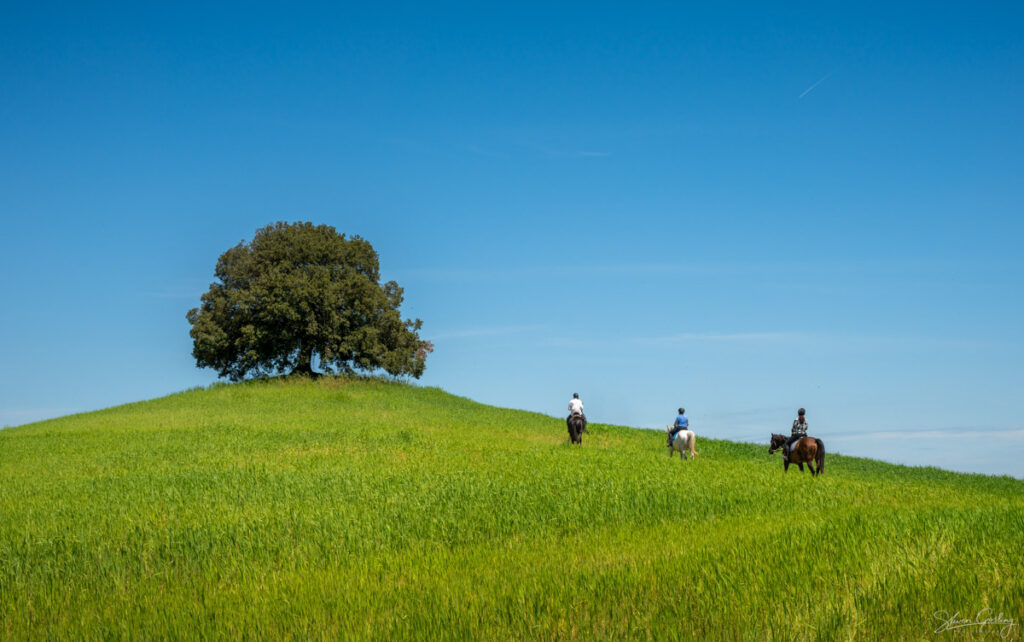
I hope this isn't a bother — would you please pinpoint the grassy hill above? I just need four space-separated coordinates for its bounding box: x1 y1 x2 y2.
1 377 1021 640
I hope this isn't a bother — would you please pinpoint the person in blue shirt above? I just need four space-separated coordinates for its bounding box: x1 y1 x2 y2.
667 408 689 447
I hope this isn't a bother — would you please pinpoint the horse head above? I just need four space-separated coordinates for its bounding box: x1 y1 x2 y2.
768 433 786 454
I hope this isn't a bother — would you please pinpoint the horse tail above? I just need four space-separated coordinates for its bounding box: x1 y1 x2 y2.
815 439 825 474
567 415 584 443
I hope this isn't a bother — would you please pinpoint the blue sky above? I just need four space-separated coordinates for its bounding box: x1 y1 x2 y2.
2 1 1022 476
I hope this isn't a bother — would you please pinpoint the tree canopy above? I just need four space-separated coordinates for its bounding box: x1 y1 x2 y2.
187 222 432 380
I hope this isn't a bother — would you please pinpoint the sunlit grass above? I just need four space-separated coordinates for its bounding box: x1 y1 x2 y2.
1 376 1021 639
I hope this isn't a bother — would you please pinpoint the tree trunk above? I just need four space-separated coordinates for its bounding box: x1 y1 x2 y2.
293 345 316 376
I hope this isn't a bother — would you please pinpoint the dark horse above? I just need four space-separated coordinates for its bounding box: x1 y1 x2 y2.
567 414 585 445
769 434 825 475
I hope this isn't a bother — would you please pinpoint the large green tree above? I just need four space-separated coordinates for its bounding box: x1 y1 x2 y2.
187 222 431 380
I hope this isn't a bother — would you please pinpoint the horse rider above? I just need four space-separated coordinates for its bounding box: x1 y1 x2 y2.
784 408 808 459
667 407 689 448
567 393 587 433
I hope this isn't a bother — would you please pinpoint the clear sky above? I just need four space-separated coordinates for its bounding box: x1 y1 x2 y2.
2 2 1022 477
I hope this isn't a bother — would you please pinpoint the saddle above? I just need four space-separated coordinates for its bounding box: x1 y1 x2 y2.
670 428 689 443
785 435 811 458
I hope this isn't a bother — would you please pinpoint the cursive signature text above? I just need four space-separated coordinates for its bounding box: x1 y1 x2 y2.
934 609 1017 638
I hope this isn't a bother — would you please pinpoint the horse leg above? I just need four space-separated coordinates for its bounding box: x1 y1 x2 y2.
783 459 790 472
798 462 804 472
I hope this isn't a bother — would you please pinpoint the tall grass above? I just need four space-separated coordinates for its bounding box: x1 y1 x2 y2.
1 376 1021 639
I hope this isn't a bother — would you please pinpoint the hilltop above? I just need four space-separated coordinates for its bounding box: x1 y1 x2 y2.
1 377 1021 639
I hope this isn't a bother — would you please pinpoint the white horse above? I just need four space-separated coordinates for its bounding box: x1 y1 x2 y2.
666 427 698 460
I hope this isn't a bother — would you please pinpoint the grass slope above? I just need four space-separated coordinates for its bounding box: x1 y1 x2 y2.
1 377 1021 640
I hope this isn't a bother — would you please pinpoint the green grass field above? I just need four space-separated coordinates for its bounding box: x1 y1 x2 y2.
1 376 1021 640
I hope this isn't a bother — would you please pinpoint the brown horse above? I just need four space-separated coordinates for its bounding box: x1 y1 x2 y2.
567 414 585 445
769 434 825 475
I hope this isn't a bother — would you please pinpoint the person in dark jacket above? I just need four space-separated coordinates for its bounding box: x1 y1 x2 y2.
784 408 808 459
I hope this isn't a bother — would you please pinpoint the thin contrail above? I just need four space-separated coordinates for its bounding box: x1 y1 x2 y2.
799 70 834 99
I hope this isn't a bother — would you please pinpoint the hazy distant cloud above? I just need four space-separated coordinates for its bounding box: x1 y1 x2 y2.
545 332 808 350
383 135 609 160
632 331 1000 351
391 262 685 282
512 137 612 159
565 262 681 275
0 408 80 427
829 427 1024 440
544 330 1004 353
454 143 507 158
704 406 794 420
540 148 611 158
633 332 806 344
383 136 434 155
144 279 210 300
397 257 998 284
799 70 835 99
430 324 549 340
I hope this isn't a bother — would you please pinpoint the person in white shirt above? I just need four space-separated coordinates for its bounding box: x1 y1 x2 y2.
567 393 587 433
